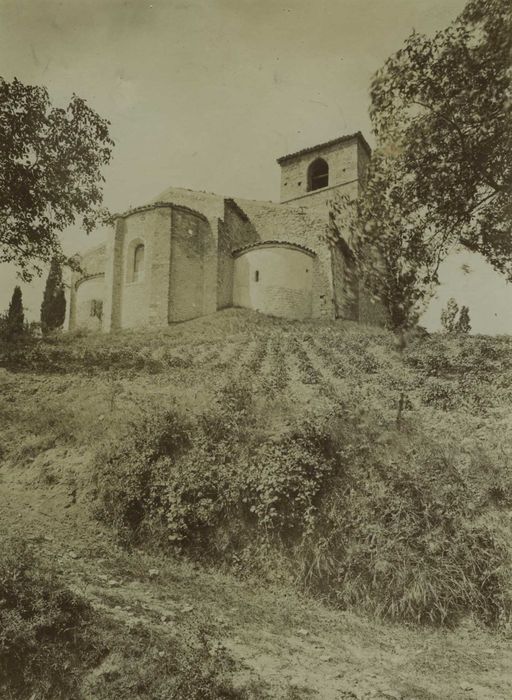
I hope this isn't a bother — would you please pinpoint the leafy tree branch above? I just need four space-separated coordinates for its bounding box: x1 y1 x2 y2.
0 78 114 280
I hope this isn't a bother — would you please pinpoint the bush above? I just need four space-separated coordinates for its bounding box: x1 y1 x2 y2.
95 383 338 557
0 535 102 699
0 336 195 374
243 427 337 538
405 334 512 382
94 391 512 627
94 405 194 541
420 377 461 410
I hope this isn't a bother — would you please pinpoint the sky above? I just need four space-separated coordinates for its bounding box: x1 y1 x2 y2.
1 0 510 333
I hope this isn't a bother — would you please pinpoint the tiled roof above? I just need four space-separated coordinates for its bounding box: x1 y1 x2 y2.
276 131 371 164
146 187 329 238
232 240 316 257
111 201 209 224
149 186 226 224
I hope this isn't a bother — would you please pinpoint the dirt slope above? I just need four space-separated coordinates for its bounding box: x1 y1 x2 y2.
1 455 512 699
1 310 512 698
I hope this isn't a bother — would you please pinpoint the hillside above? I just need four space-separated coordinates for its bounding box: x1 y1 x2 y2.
1 309 512 699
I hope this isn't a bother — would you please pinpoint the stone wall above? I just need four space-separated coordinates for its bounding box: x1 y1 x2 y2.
69 244 106 330
149 188 224 316
357 140 371 195
331 243 358 321
147 208 173 326
281 180 359 219
106 204 214 329
279 137 360 204
169 208 212 322
70 134 382 332
233 243 314 319
278 135 371 221
216 220 231 309
103 219 125 332
217 199 259 310
233 200 334 318
201 220 218 316
358 282 388 326
74 275 105 330
116 208 172 329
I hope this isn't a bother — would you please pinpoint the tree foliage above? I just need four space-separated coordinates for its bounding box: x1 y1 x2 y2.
441 298 459 333
0 77 114 280
1 286 26 340
441 298 472 334
330 150 441 330
6 285 24 337
371 0 511 270
332 0 511 329
41 257 66 334
457 305 472 334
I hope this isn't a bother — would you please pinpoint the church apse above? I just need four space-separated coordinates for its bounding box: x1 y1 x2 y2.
169 208 213 323
69 132 386 331
233 242 315 320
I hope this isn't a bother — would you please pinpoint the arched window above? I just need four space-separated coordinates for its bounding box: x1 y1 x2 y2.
307 158 329 191
133 243 145 281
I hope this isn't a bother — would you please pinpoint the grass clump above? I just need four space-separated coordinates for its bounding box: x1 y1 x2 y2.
85 620 266 700
301 409 511 626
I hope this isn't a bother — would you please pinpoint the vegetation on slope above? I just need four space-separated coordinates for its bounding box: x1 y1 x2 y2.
0 536 100 699
2 310 509 627
94 382 510 626
0 534 273 700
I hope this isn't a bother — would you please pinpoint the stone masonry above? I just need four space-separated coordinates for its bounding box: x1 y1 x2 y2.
69 132 384 330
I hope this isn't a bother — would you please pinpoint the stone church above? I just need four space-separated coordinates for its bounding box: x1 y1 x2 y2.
69 132 381 331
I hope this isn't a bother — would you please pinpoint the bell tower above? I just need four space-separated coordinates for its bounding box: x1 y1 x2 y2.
276 131 371 216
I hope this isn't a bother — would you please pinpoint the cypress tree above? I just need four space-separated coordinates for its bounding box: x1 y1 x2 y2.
456 305 471 334
41 257 66 334
440 298 459 333
7 286 24 337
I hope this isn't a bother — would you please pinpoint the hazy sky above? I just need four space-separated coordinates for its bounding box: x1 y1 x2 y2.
1 0 510 333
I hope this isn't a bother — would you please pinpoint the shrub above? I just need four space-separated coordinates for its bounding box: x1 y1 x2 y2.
0 300 34 345
4 286 24 339
242 427 337 538
0 535 102 699
94 382 256 554
405 334 512 383
95 393 512 627
94 383 338 557
420 377 461 410
441 297 459 333
0 336 195 374
94 405 194 541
